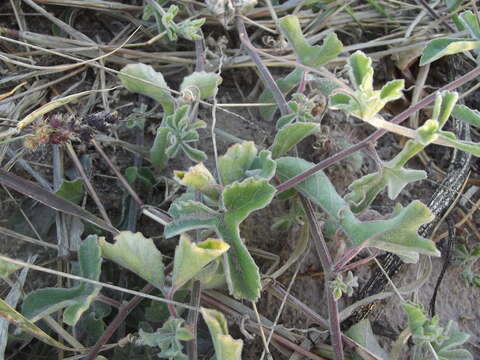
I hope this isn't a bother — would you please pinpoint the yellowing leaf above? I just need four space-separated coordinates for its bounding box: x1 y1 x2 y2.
172 235 229 291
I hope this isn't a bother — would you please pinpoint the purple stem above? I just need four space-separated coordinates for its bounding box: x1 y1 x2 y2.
302 198 344 360
236 16 290 117
277 64 480 193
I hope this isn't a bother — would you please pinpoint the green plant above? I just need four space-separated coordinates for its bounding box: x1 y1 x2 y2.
1 2 480 360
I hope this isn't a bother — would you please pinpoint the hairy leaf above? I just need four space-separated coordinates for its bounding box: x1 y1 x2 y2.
218 141 257 185
452 104 480 128
419 38 480 66
139 317 193 360
118 63 174 115
165 178 275 300
174 163 220 200
276 157 438 262
99 231 164 289
201 308 243 360
172 234 229 291
271 122 319 159
348 51 373 92
22 235 102 325
180 71 222 100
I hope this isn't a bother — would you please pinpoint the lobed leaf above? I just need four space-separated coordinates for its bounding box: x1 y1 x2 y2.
379 79 404 102
174 163 220 200
22 235 102 325
99 231 165 289
419 38 480 66
118 63 174 115
247 150 277 181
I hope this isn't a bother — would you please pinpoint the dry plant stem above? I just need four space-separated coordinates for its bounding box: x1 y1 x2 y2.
301 197 344 360
85 284 154 360
277 64 480 193
186 280 201 360
65 142 113 226
236 16 290 117
91 139 144 206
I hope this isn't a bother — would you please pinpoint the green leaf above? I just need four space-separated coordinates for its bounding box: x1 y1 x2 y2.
139 317 193 360
201 308 243 360
279 16 343 67
364 202 439 263
276 157 438 262
218 141 257 185
348 51 373 92
419 38 480 66
0 259 21 279
452 104 480 128
180 71 222 100
346 319 388 360
438 132 480 157
54 179 84 204
460 10 480 40
271 122 319 159
379 79 404 102
0 298 77 351
22 235 102 325
99 231 164 289
119 63 174 115
166 178 275 300
165 200 220 237
172 234 229 291
150 127 171 170
247 150 277 181
125 167 155 189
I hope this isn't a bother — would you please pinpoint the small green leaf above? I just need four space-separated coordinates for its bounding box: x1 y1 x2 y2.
279 16 342 67
218 141 257 185
180 71 222 100
346 319 388 360
379 79 404 102
0 298 77 351
329 92 356 112
172 234 229 291
419 38 480 66
247 150 277 180
460 10 480 40
150 127 171 171
438 132 480 157
452 104 480 128
99 231 164 289
139 317 193 360
0 259 21 279
271 122 319 159
22 235 102 325
174 163 220 199
348 51 373 92
165 200 220 238
125 166 156 189
54 179 84 204
119 63 174 115
201 308 243 360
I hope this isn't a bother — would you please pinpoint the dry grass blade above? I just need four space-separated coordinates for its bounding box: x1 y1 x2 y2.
0 168 119 234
